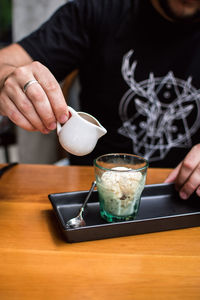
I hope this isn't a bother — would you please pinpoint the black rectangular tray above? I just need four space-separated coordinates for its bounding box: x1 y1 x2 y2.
48 183 200 243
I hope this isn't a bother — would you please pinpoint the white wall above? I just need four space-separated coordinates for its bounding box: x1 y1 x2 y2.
13 0 66 41
12 0 66 164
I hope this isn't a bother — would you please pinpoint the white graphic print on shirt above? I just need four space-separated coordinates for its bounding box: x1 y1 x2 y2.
118 50 200 162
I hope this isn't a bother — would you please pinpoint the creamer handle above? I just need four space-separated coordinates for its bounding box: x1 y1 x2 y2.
68 106 76 116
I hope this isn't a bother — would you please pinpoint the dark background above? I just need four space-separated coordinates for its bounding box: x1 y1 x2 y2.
0 0 12 46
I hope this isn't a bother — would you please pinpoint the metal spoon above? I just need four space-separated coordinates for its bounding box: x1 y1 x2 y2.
66 181 96 229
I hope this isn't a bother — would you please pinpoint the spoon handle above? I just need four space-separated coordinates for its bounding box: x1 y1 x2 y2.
79 181 96 215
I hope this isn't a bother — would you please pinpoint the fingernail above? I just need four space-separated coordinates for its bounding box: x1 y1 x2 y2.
59 114 68 123
48 122 57 130
179 191 188 200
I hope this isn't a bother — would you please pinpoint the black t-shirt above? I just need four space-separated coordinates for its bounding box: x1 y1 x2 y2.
18 0 200 167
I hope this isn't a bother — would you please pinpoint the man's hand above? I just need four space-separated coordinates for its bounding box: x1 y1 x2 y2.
165 144 200 199
0 44 68 134
0 61 68 134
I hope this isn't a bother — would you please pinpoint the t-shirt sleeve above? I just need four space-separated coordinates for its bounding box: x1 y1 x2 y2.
18 0 98 82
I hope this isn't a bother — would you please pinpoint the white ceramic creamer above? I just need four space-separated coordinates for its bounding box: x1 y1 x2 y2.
57 106 107 156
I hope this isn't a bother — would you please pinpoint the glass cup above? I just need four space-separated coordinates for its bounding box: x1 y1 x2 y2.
94 153 149 222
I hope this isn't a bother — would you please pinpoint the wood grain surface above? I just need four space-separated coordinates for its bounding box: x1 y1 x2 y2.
0 164 199 300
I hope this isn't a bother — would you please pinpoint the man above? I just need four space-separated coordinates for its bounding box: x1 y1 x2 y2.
0 0 200 200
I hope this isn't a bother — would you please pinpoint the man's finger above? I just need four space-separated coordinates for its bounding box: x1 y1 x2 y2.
24 81 57 131
32 62 69 124
164 163 181 184
3 75 51 133
0 93 38 131
174 145 200 190
178 163 200 199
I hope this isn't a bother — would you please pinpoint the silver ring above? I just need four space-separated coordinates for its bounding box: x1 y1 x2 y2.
23 79 39 93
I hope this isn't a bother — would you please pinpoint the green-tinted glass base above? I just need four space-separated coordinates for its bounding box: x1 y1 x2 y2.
100 208 138 223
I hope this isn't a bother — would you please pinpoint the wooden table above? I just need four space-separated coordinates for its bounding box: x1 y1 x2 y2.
0 164 200 299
